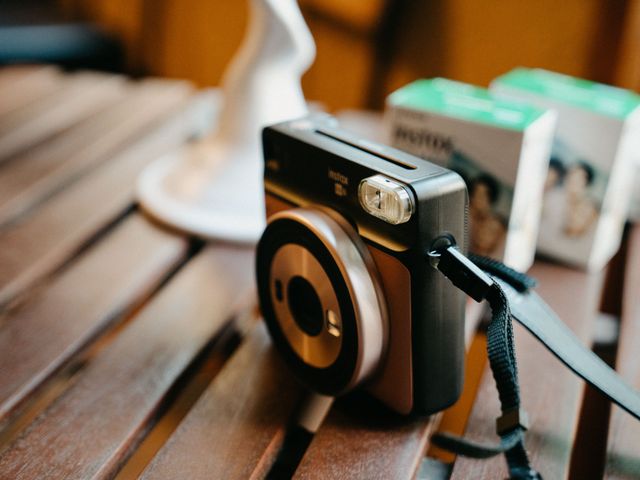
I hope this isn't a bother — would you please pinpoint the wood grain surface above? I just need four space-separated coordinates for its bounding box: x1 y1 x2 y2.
0 73 127 161
0 84 193 306
0 66 63 118
0 66 45 90
0 214 188 423
604 226 640 479
1 68 638 479
450 261 605 479
295 401 437 480
141 322 302 480
0 246 254 480
0 66 56 93
0 79 194 227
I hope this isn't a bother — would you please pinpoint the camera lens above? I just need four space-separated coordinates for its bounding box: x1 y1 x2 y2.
287 276 324 336
257 208 387 396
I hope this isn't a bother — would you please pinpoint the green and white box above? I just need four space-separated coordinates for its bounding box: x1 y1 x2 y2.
384 78 556 271
491 68 640 271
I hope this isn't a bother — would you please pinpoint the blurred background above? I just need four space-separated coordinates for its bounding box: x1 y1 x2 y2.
1 0 639 109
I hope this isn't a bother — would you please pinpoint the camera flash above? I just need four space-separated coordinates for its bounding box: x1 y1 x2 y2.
358 175 414 225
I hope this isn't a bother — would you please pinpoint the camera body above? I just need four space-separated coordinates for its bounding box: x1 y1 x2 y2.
256 117 468 415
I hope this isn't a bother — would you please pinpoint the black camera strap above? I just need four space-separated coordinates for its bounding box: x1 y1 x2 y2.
427 245 640 480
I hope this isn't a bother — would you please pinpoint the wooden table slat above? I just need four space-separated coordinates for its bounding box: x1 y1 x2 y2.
295 401 436 480
0 245 253 480
0 213 188 423
450 261 605 479
604 226 640 479
0 72 126 161
0 66 63 118
0 79 202 228
141 322 302 480
0 84 195 306
0 66 55 91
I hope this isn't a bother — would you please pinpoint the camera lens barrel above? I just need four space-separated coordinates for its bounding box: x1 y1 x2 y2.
256 207 388 396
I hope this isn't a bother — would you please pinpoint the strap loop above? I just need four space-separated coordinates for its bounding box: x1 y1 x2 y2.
428 246 493 302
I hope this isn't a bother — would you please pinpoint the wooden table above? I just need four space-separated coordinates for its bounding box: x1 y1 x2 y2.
0 66 638 480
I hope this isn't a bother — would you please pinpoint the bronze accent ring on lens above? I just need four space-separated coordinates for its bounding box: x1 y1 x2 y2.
267 208 388 390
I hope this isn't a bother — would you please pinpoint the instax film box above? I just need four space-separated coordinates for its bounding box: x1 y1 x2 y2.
384 78 557 271
491 68 640 271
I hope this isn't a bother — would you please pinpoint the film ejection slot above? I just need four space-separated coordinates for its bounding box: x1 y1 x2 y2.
358 175 414 225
